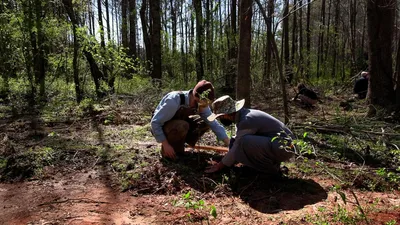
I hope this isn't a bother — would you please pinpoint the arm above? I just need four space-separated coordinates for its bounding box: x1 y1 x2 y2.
205 125 256 174
221 128 256 167
199 106 229 143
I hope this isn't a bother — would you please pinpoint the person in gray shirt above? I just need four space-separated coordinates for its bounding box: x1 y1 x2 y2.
151 80 230 160
206 95 296 175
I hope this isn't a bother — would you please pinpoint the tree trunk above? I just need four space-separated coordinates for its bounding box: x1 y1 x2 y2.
34 0 46 101
283 0 290 80
331 0 339 78
367 0 396 113
396 37 400 109
298 0 303 77
97 0 105 48
97 0 108 87
291 0 297 67
140 0 152 70
63 0 104 98
324 0 331 62
316 0 325 78
180 2 188 83
170 0 177 52
237 0 252 107
150 0 162 81
255 0 289 123
129 0 137 58
105 0 111 41
72 24 82 103
349 0 357 76
226 0 237 93
121 0 128 49
263 0 274 87
205 0 212 80
193 0 204 81
306 0 311 77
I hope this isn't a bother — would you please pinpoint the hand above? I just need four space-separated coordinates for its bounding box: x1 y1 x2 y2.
161 141 176 160
205 161 225 173
222 137 230 146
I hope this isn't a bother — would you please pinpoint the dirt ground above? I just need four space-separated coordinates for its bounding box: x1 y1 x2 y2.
1 90 400 224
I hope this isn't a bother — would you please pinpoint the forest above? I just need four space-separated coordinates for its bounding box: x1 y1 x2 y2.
0 0 400 224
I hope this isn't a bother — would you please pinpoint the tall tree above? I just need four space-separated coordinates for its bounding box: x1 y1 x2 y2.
367 0 396 113
140 0 152 70
263 0 274 87
193 0 204 80
396 37 400 109
150 0 162 81
331 0 340 78
349 0 357 75
226 0 237 93
298 0 303 77
306 0 311 77
237 0 252 107
129 0 137 58
170 0 177 52
316 0 326 78
105 0 111 41
34 0 47 101
121 0 128 49
283 0 290 80
291 0 297 67
63 0 104 99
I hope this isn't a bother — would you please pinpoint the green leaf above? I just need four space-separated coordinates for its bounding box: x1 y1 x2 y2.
303 132 308 138
271 137 278 142
337 191 347 204
210 205 217 218
198 199 204 206
183 191 191 199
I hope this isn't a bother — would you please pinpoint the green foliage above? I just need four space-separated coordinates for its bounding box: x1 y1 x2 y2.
172 190 206 210
376 168 400 186
210 205 217 218
386 220 397 225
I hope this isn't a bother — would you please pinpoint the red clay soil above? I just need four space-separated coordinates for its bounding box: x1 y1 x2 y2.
1 168 399 225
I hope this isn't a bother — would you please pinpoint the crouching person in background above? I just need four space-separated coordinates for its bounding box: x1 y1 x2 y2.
151 80 230 160
353 71 369 99
205 95 296 178
293 83 319 107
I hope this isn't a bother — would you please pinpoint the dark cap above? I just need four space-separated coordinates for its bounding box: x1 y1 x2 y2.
193 80 215 101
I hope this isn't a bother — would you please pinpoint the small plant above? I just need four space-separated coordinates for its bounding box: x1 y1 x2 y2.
386 220 397 225
172 191 205 210
376 168 400 185
210 205 217 218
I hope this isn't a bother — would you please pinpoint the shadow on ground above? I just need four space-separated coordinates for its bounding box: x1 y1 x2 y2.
159 151 328 214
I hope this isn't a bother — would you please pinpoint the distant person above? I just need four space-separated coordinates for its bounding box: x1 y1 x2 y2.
353 71 369 99
293 83 319 107
151 80 230 160
205 95 296 177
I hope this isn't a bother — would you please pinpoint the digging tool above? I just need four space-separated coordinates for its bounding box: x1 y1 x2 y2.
187 145 229 153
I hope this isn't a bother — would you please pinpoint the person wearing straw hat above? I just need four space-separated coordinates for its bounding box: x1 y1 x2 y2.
205 95 296 175
151 80 230 160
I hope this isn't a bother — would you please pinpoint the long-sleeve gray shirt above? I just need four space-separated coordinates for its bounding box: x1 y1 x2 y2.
151 90 228 143
221 108 295 167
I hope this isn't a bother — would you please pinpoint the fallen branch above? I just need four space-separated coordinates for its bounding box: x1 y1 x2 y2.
189 145 229 153
38 198 110 206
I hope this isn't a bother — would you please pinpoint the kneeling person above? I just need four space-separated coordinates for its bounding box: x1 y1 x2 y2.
151 80 230 160
294 83 319 107
205 95 296 176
